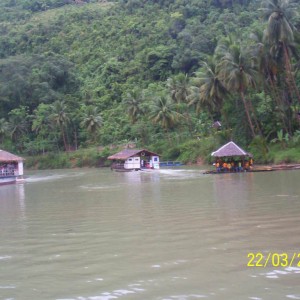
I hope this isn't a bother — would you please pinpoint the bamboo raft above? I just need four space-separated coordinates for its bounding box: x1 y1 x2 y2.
203 164 300 174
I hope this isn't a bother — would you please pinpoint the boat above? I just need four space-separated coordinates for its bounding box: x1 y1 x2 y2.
208 141 254 174
108 149 160 172
207 141 300 174
0 149 25 185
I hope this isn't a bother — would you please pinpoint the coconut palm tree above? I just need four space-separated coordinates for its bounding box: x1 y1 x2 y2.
166 73 190 105
189 57 228 116
32 103 52 134
80 105 102 142
187 86 202 114
250 30 275 87
214 35 236 61
149 95 182 132
8 107 29 146
122 90 144 124
217 43 259 137
50 101 69 151
261 0 300 103
31 103 56 153
261 0 297 45
250 30 290 133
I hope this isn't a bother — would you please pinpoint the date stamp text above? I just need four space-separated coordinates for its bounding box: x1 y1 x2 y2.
247 252 300 267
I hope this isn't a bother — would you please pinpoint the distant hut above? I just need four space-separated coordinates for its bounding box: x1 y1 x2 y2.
211 141 253 172
212 121 222 130
108 149 160 171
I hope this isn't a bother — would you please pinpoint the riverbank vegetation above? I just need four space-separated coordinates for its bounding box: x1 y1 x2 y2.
0 0 300 168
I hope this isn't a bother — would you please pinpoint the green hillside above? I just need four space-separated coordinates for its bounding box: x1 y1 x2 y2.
0 0 300 165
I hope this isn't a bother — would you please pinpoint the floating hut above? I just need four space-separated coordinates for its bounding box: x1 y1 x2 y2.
108 149 160 171
0 149 24 184
211 141 253 173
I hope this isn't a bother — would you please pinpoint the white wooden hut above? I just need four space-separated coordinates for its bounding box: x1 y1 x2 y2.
108 149 160 171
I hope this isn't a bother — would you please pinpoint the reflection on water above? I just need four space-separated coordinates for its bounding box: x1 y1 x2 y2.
213 173 254 212
0 183 25 221
0 168 300 300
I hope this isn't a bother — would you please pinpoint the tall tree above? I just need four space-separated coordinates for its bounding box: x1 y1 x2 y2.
250 29 290 133
167 73 192 133
149 95 182 133
189 57 228 116
32 103 52 135
187 86 202 114
217 42 259 137
122 90 144 124
166 73 190 105
32 103 55 153
50 101 69 151
80 105 102 143
8 106 30 151
261 0 300 103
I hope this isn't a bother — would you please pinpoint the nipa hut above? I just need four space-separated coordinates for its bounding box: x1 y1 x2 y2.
211 141 253 172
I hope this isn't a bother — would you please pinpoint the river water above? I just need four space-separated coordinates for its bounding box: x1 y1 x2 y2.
1 168 300 300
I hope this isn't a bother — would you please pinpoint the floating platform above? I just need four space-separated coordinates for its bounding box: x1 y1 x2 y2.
204 164 300 174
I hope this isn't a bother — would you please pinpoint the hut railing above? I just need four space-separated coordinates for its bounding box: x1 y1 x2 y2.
0 168 18 177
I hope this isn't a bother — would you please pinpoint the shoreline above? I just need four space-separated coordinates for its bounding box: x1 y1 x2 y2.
24 162 300 172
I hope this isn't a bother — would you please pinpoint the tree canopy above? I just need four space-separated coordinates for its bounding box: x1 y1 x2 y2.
0 0 299 162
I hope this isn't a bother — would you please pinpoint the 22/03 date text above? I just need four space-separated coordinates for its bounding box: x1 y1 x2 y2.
247 252 300 267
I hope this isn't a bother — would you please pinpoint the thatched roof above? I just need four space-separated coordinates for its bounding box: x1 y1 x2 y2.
211 141 252 158
0 149 24 162
108 149 159 160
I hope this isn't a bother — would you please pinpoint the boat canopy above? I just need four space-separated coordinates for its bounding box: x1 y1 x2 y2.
211 141 252 158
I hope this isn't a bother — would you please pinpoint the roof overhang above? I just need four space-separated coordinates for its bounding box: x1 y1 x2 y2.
108 149 159 160
211 141 252 158
0 149 24 162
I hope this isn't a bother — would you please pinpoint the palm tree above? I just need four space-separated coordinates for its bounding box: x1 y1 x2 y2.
149 96 182 133
8 107 29 147
32 103 55 153
217 43 259 137
187 86 202 114
189 58 228 115
269 40 300 104
261 0 297 44
122 90 144 124
166 73 190 105
250 29 290 133
32 103 52 134
80 105 102 142
50 101 69 151
261 0 300 103
250 30 275 87
214 34 236 61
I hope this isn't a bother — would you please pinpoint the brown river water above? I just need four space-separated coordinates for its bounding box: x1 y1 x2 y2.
0 167 300 300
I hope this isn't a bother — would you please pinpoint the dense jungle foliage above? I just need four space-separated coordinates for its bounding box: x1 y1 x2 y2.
0 0 300 166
